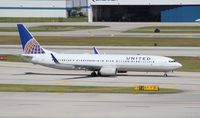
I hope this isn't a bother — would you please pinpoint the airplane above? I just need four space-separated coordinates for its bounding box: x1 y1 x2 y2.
17 24 182 77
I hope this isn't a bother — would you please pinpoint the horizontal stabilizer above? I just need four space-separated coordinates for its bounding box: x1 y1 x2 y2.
51 53 60 64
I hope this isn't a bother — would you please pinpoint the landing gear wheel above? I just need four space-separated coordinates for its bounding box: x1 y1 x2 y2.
91 71 97 77
97 71 101 76
164 73 168 77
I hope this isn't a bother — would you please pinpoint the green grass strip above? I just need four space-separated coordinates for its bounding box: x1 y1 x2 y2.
172 57 200 72
0 17 87 23
126 26 200 33
0 25 108 32
1 36 200 46
0 84 180 94
0 55 25 62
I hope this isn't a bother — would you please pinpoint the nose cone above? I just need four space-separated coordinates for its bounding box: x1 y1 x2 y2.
176 62 183 69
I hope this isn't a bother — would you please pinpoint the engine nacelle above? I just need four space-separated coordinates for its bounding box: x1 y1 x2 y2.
100 66 117 76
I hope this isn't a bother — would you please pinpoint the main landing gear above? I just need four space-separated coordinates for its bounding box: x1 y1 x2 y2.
91 71 97 77
163 72 168 77
91 71 101 77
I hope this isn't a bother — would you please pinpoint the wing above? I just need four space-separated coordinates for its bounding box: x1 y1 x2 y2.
51 53 101 71
73 64 101 71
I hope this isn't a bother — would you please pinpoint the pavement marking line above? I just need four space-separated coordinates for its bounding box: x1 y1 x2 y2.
127 106 150 108
55 80 70 96
56 80 69 86
57 92 65 96
184 106 200 109
184 36 194 38
164 84 177 88
129 93 138 96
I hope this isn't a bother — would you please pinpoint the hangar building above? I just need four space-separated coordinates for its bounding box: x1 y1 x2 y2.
88 0 200 22
0 0 87 18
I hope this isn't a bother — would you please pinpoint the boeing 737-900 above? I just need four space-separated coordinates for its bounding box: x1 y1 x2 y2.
17 24 182 77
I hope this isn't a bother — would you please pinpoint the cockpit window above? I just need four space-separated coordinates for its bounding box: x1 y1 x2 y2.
169 60 176 62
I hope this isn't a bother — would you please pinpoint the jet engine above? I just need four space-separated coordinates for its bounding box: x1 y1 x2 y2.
100 66 117 76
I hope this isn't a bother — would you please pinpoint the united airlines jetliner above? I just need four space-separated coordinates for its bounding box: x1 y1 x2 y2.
17 24 182 77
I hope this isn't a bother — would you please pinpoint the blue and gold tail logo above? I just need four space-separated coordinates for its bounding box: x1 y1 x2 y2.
24 38 45 54
17 24 45 54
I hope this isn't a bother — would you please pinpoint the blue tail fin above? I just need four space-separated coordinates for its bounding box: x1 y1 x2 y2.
17 24 45 54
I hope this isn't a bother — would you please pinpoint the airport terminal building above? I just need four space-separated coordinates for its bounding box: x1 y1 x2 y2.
88 0 200 22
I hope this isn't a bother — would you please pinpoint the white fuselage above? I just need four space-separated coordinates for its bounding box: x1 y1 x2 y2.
18 24 183 76
26 53 182 73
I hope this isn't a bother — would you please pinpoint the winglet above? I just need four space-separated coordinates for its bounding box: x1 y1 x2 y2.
93 47 100 54
51 53 60 64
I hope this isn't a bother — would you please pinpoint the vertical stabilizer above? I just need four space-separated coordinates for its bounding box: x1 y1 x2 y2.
17 24 45 54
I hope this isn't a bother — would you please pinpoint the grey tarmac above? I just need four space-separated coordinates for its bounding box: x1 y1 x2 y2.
0 92 199 118
1 45 200 56
0 62 199 118
0 22 200 38
0 22 200 118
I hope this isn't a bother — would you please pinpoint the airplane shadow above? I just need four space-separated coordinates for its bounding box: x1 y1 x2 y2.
61 76 95 80
13 72 178 79
117 74 177 77
24 72 95 80
24 72 88 76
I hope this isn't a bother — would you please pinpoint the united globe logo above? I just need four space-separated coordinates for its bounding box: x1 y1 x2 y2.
24 38 45 54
